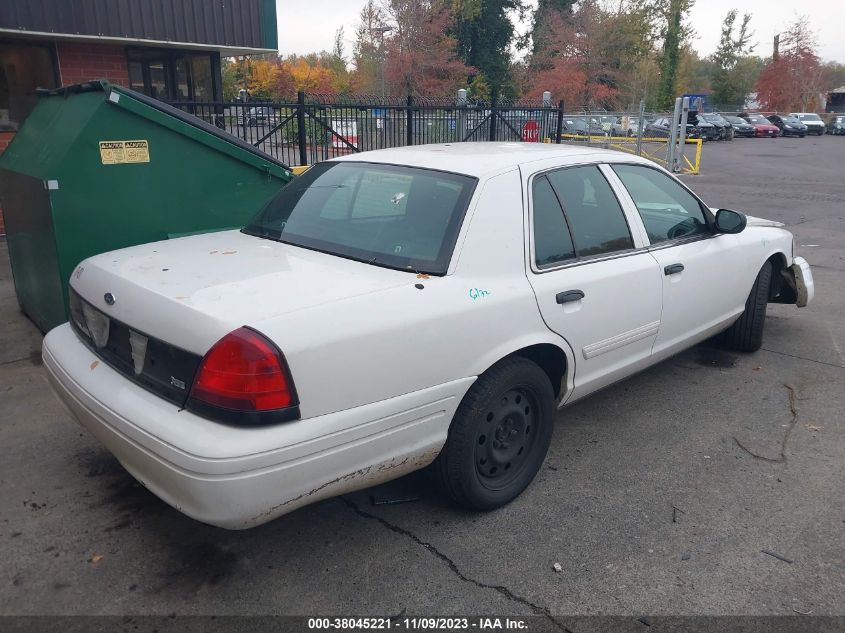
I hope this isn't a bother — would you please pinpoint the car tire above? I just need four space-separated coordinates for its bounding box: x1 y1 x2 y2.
434 356 556 511
719 261 773 353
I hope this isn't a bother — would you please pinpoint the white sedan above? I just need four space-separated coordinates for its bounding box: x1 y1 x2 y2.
43 143 814 528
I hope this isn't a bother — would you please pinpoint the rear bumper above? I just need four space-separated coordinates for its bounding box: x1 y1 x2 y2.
43 324 470 528
791 256 814 307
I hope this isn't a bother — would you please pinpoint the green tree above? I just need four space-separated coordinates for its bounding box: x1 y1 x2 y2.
452 0 524 98
674 45 714 95
352 0 386 92
327 27 351 92
655 0 693 109
710 10 755 106
221 58 239 100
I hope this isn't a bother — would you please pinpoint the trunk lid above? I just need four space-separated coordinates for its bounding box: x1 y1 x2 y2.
71 230 413 354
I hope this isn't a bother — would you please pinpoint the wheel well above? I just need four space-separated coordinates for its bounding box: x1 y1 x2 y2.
766 252 796 303
510 344 567 400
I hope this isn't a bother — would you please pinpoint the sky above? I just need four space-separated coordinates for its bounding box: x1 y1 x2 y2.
276 0 845 64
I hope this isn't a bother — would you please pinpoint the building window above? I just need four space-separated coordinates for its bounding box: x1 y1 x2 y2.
0 42 58 131
126 48 219 103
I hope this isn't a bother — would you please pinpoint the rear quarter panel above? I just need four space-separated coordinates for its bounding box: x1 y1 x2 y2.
257 168 573 420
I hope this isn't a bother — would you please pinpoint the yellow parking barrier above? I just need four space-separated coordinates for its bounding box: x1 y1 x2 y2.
558 134 702 175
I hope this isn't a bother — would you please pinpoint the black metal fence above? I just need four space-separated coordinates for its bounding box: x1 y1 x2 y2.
168 92 569 167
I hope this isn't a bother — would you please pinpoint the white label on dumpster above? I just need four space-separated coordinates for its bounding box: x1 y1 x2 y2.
99 140 150 164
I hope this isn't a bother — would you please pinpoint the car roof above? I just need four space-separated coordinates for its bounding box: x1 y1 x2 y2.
329 142 644 178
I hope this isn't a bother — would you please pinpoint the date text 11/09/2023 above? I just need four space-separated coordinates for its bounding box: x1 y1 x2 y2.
308 617 529 630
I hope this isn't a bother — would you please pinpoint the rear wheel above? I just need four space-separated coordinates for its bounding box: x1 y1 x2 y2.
434 357 555 510
719 261 772 352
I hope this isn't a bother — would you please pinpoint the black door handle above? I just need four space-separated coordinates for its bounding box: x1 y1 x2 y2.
664 263 684 275
556 290 585 304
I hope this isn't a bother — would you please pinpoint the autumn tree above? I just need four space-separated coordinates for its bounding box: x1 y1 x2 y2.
756 16 825 111
382 0 472 95
710 10 755 107
283 55 336 94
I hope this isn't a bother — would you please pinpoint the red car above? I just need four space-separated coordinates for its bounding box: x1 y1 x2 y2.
739 113 780 137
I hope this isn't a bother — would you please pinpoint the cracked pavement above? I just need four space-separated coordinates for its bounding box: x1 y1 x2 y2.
0 137 843 618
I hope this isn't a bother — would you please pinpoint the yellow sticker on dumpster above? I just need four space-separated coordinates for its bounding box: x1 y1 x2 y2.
99 140 149 164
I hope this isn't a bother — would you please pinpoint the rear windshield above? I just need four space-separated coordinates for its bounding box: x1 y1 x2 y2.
244 162 477 275
797 113 822 121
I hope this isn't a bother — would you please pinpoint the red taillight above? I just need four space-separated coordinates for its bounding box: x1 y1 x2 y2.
190 327 294 412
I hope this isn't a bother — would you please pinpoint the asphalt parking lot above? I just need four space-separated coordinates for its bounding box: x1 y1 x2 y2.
1 136 843 624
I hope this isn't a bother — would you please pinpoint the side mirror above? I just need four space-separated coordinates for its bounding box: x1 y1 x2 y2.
715 209 747 234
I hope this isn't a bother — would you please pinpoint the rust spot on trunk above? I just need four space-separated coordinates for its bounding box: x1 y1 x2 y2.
90 360 99 371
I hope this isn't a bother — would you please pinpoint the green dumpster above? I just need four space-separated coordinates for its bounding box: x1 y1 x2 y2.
0 80 292 333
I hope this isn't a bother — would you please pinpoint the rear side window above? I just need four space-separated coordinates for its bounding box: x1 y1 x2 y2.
532 176 575 268
546 166 634 257
245 162 476 275
611 164 709 244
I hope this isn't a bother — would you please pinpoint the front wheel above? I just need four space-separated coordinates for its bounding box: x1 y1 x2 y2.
434 357 556 510
719 261 773 352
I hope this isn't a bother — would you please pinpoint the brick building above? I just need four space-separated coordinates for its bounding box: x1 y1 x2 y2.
0 0 279 234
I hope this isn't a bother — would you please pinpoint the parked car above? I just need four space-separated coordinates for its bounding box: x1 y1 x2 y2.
767 115 808 137
597 115 617 133
687 111 720 141
612 116 649 137
561 116 606 137
43 143 814 528
245 106 278 127
789 112 825 135
827 115 845 135
699 112 733 140
644 117 701 139
724 115 756 137
739 113 780 137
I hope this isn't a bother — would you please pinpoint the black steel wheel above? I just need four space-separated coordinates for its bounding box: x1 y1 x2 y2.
434 357 556 510
474 387 540 490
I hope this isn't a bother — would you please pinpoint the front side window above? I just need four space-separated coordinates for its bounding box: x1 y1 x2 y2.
546 166 634 257
245 162 476 275
612 164 710 244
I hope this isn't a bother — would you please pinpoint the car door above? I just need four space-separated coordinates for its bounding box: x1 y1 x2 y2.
609 163 749 361
526 164 663 401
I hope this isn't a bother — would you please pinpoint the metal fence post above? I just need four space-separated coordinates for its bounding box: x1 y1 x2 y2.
406 95 414 146
667 97 682 171
296 91 307 166
457 89 467 142
677 96 690 172
542 91 551 142
556 100 564 143
636 99 645 155
489 93 498 141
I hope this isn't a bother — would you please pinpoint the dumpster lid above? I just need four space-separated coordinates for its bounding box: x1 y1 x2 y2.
36 81 293 180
